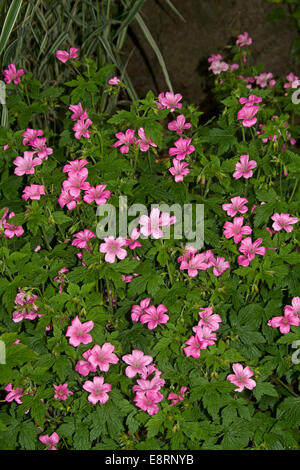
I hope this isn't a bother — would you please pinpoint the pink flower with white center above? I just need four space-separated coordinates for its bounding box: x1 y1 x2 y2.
184 332 207 358
140 304 169 330
285 297 300 318
75 360 94 376
131 298 151 322
134 390 163 415
169 137 195 161
73 118 92 139
125 228 142 250
87 343 119 372
180 252 210 277
284 73 300 89
39 432 60 450
5 383 23 404
198 307 222 331
56 47 78 63
168 386 187 406
139 208 176 239
22 128 44 145
132 375 165 394
236 32 252 47
211 256 230 277
63 159 89 174
191 326 217 347
65 315 94 347
227 363 256 392
22 184 45 201
169 158 190 182
238 237 266 266
208 53 223 63
122 350 153 378
29 137 53 160
3 64 24 84
157 91 182 111
108 76 120 85
271 213 298 233
58 190 80 210
237 104 259 127
112 129 136 154
72 229 95 251
255 72 274 88
268 310 300 334
3 212 24 239
53 383 73 401
136 127 157 152
83 377 112 404
62 168 90 198
233 154 257 179
69 103 88 120
83 185 111 205
223 216 252 243
222 197 248 217
99 236 127 264
168 114 191 134
13 151 42 176
239 94 262 106
209 60 229 74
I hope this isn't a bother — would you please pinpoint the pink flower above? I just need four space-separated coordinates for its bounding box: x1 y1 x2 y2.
3 212 24 239
169 158 190 182
168 386 187 406
236 32 252 47
227 363 256 392
131 298 151 322
134 390 163 415
83 185 111 205
183 332 206 359
208 54 223 63
126 228 142 250
255 72 274 88
56 47 79 63
271 213 298 233
65 316 94 347
3 144 9 150
180 252 210 277
237 104 259 127
208 60 229 74
29 137 53 160
238 237 266 266
223 216 252 243
239 94 262 106
211 256 230 277
122 350 153 378
198 307 222 331
63 159 89 174
112 129 136 154
191 325 217 347
99 236 128 264
87 343 119 372
168 115 191 134
72 229 95 251
69 103 88 120
139 208 176 239
136 127 157 152
169 137 195 160
233 154 257 179
73 118 92 139
268 310 300 334
108 76 120 85
39 432 60 450
34 245 41 252
53 383 73 401
83 376 112 404
62 168 90 197
140 304 169 330
222 197 248 217
5 383 24 404
22 128 44 145
22 184 45 201
230 64 239 72
75 360 94 376
157 92 182 111
58 190 80 210
285 297 300 318
284 72 300 89
3 64 24 84
13 151 42 175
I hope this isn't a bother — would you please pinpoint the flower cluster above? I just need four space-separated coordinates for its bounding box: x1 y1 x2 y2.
178 245 230 278
12 289 42 323
237 96 262 128
112 127 157 154
69 102 93 140
0 208 24 239
268 297 300 334
56 47 79 63
184 307 222 358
